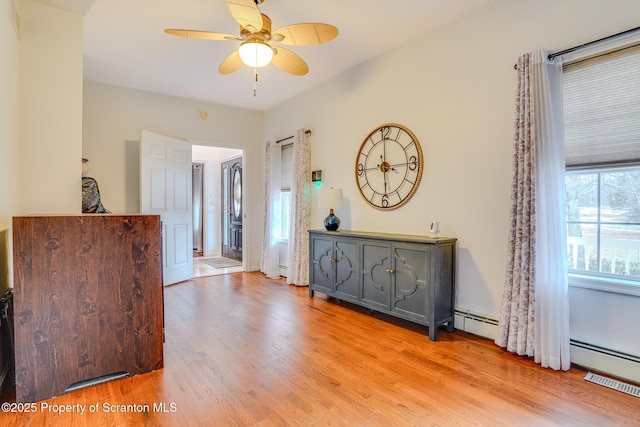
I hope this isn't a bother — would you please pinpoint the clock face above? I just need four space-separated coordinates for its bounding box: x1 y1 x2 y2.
355 123 423 210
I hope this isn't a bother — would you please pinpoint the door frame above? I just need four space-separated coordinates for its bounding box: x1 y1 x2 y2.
189 141 246 269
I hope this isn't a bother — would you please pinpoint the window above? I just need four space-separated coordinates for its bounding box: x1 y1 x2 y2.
562 39 640 289
274 144 293 241
566 167 640 279
276 191 291 241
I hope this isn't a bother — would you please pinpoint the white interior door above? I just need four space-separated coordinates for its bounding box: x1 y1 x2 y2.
140 130 193 285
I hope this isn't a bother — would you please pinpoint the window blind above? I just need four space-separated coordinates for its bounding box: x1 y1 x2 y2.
562 44 640 167
281 144 293 190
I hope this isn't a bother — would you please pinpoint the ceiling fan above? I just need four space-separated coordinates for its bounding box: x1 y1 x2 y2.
164 0 338 76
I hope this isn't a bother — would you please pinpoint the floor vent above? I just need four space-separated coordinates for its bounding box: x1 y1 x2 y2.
65 371 129 393
584 372 640 398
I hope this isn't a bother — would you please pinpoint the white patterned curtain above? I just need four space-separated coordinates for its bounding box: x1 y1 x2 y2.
496 49 571 371
286 129 311 286
260 140 281 279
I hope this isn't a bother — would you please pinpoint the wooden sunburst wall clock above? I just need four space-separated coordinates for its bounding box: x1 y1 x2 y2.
355 123 423 210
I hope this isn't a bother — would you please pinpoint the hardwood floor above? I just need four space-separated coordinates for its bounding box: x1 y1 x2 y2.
1 272 638 426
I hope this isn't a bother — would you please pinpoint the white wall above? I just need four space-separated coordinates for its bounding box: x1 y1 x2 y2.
0 0 20 293
19 0 83 214
1 0 83 292
263 0 640 371
83 81 263 270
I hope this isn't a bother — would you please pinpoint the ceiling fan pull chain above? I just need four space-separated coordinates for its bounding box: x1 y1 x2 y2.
254 67 258 97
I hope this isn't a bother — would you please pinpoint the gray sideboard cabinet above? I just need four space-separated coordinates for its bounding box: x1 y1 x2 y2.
308 229 457 341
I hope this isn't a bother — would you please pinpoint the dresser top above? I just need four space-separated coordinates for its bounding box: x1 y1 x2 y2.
308 229 456 244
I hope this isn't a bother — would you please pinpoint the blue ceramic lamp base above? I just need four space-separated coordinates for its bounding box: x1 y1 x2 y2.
324 210 340 231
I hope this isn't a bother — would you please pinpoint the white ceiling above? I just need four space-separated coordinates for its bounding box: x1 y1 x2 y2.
75 0 489 111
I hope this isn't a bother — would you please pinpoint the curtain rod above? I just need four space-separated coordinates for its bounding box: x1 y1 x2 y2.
276 129 311 144
548 26 640 60
513 26 640 69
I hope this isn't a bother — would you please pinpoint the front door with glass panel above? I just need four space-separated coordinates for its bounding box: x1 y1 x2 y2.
221 157 243 261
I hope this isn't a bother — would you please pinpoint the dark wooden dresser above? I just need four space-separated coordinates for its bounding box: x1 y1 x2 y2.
12 215 164 403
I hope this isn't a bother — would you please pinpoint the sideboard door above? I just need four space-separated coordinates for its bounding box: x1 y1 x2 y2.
310 234 334 294
333 238 359 301
391 243 430 323
361 240 391 311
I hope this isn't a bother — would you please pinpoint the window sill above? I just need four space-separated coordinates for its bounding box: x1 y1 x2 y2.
568 273 640 297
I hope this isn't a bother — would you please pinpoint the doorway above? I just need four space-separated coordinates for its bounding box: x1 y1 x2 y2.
191 145 243 277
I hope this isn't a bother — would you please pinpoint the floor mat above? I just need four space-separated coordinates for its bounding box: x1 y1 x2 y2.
198 257 242 269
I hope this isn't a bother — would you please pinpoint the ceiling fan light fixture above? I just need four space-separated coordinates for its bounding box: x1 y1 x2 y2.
238 39 273 67
166 1 337 76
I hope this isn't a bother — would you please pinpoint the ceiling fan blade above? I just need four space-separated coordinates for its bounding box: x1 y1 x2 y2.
227 0 263 33
271 47 309 76
164 29 240 41
272 23 338 46
219 51 245 74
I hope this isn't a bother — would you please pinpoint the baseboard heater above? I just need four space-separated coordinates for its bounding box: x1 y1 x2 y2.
453 312 640 360
571 339 640 384
454 309 499 325
278 264 288 277
454 309 639 384
65 371 130 394
565 338 640 385
570 339 640 365
454 312 640 366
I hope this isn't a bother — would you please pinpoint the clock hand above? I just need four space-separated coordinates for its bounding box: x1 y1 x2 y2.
366 160 416 173
383 136 387 164
379 128 385 160
384 168 388 194
390 158 418 170
376 155 388 193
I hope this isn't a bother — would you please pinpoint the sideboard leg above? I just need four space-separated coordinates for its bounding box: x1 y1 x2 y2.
309 288 315 298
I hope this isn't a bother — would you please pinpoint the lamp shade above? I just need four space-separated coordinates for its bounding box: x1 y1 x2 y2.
318 187 344 209
238 39 273 67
